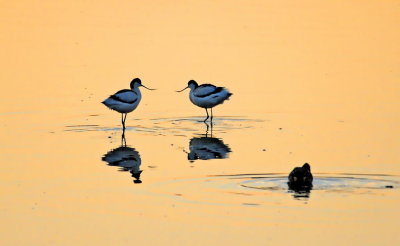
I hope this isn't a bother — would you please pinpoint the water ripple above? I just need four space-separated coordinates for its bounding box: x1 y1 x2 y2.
64 116 263 136
146 173 399 206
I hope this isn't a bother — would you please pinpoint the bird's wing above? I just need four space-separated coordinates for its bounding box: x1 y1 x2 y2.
193 84 222 97
110 90 138 104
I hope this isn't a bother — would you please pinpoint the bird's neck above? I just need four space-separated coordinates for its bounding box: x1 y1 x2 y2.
131 87 141 93
188 84 197 91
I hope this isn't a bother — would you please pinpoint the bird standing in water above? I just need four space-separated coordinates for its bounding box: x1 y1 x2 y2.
102 78 155 129
176 80 232 122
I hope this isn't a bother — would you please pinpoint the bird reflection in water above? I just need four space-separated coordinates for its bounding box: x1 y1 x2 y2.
288 184 312 199
187 122 231 162
102 130 143 183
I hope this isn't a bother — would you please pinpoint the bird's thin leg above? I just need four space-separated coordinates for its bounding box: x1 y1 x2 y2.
121 129 126 146
204 108 209 122
210 120 213 137
204 121 210 137
123 113 128 127
210 108 213 122
121 113 125 129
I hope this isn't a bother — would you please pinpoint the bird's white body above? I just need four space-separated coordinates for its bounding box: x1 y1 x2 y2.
102 88 142 113
188 84 232 109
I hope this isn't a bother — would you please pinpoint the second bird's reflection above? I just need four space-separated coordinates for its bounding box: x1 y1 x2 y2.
102 131 143 183
187 123 231 161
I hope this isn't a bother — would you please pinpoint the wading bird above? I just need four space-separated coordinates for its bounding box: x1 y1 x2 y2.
176 80 232 122
102 78 155 129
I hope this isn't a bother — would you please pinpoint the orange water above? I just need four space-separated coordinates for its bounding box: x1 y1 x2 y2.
1 1 400 245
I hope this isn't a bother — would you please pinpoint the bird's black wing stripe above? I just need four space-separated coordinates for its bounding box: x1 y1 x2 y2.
199 84 216 87
116 89 132 94
110 94 138 104
196 87 224 98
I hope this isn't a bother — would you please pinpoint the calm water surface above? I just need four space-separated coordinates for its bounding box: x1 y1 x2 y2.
1 1 400 245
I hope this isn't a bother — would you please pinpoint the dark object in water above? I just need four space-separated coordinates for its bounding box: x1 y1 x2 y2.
131 170 143 184
187 136 231 161
102 145 143 184
288 163 313 191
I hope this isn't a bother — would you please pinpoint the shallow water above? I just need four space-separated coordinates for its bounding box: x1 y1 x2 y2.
1 1 400 245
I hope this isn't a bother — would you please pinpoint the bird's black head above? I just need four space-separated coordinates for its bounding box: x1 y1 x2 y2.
176 80 198 92
188 80 198 88
130 78 142 89
302 163 311 172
